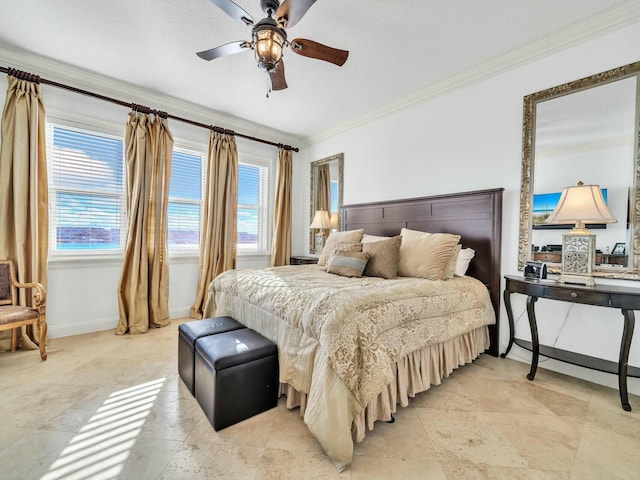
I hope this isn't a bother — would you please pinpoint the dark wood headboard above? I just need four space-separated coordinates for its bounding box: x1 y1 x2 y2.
341 188 503 357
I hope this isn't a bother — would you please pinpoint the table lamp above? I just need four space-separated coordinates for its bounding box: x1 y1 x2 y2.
545 181 617 286
310 210 332 254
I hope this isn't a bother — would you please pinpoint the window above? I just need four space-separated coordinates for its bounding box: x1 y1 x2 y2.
48 124 125 254
238 162 269 253
168 148 204 251
330 180 339 212
47 121 270 257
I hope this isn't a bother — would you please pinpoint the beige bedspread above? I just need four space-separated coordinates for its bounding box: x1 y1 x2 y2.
203 265 495 469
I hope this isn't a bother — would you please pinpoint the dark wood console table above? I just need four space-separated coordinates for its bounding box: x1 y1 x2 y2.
502 275 639 411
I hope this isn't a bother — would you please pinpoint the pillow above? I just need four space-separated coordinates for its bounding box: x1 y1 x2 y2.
362 235 402 279
443 244 462 280
323 242 363 271
455 248 475 276
325 251 370 277
397 228 461 280
362 234 390 243
317 229 365 266
331 241 363 255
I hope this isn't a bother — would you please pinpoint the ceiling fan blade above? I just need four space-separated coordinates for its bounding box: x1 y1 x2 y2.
270 61 288 90
196 41 251 61
275 0 316 28
209 0 254 25
290 38 349 66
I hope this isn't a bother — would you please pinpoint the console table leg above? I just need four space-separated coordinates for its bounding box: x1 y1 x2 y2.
526 296 539 381
501 289 515 358
619 309 635 412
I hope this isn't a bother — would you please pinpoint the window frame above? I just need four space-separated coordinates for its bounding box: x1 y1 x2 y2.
167 143 206 256
46 116 127 258
237 156 271 256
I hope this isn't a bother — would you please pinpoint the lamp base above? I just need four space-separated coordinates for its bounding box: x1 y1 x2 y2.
314 232 327 254
560 230 595 287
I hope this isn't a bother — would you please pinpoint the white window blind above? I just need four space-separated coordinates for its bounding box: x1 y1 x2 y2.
238 162 268 253
47 123 270 257
168 148 204 251
47 124 125 254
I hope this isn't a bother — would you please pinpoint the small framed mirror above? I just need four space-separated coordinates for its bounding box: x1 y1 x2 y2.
309 153 343 254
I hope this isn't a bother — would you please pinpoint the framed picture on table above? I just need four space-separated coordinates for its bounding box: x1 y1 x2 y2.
612 243 626 255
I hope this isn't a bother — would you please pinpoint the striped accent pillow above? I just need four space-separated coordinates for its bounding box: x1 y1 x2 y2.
326 251 370 277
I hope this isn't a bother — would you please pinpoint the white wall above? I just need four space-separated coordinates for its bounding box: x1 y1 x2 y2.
296 22 640 394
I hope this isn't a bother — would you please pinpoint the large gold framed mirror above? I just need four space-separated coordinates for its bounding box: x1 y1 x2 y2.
518 60 640 280
309 153 343 254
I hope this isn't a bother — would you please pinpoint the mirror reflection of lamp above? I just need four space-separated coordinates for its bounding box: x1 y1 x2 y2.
545 181 617 286
330 212 339 230
310 210 332 254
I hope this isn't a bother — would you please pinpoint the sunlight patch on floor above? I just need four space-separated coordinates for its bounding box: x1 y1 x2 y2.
41 377 166 480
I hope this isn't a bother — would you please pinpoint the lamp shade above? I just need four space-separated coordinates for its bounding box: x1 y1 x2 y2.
309 210 332 229
545 182 617 229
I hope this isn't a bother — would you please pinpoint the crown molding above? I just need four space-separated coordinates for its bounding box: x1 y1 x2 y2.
536 135 633 159
0 45 305 149
306 1 640 145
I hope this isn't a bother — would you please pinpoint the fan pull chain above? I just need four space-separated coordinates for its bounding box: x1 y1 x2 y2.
266 73 272 98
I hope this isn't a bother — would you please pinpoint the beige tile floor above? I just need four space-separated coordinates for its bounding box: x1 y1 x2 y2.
1 318 639 480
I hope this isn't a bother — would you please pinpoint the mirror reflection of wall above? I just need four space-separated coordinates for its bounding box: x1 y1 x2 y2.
532 76 636 265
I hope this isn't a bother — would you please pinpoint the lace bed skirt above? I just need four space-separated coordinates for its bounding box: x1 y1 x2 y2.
278 325 489 442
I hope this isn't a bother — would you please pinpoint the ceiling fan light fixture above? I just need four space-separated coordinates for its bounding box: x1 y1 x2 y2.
252 21 287 73
198 0 348 90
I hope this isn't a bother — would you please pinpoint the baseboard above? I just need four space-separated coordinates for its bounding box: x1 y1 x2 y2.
47 306 193 338
48 317 117 338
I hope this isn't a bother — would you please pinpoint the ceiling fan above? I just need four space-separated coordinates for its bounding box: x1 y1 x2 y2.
196 0 349 92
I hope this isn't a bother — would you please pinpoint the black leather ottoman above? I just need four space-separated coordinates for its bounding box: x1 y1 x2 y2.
194 328 279 431
178 316 244 394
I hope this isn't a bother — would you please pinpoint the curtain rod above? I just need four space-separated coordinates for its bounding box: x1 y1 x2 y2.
0 65 299 152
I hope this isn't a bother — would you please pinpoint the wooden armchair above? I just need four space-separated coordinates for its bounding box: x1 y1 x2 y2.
0 259 47 360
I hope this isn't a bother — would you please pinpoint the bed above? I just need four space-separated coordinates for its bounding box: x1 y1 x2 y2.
203 188 503 471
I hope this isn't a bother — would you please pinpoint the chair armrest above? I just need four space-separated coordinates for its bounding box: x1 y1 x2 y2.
13 279 47 307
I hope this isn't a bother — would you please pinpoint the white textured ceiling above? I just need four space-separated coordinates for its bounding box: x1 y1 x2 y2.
0 0 639 142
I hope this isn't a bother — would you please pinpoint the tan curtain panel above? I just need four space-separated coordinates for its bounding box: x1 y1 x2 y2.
270 148 292 267
117 112 173 334
0 75 48 351
190 131 238 319
316 163 330 213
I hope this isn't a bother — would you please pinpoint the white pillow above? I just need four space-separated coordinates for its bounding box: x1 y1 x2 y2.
362 234 390 243
455 248 475 276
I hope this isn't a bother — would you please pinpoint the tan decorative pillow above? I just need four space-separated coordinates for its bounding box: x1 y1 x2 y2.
398 228 461 280
317 229 365 266
325 251 370 277
324 242 363 271
362 235 402 279
331 241 363 255
443 244 462 280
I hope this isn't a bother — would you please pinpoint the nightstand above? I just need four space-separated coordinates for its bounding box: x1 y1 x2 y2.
290 256 318 265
